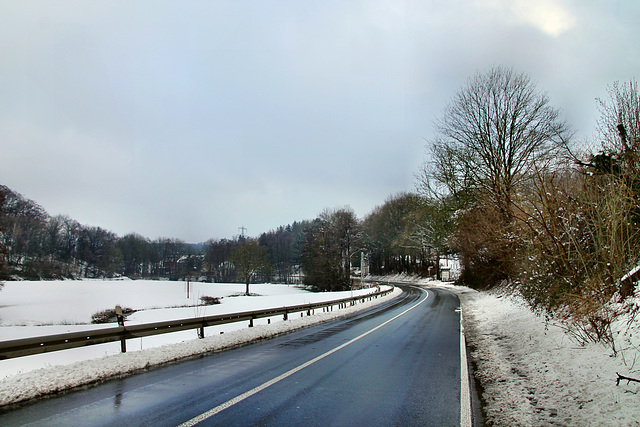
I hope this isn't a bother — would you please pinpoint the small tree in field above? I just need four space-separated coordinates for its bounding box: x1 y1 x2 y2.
230 238 270 296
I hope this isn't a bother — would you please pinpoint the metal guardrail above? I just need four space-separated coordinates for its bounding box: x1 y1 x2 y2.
0 287 393 360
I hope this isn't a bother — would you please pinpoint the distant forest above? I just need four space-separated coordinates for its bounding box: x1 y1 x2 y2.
0 184 441 290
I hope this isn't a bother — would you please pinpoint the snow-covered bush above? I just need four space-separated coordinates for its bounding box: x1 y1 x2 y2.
512 79 640 347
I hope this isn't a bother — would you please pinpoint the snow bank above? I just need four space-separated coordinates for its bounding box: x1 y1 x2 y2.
452 285 640 426
0 285 401 407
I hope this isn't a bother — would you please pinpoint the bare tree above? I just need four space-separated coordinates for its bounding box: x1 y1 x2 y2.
360 194 426 275
301 207 358 291
596 79 640 168
419 66 571 221
230 238 270 296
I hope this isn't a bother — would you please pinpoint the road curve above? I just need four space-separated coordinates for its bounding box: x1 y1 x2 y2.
0 286 468 426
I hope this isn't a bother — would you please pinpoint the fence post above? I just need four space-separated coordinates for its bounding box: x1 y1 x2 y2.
116 305 127 353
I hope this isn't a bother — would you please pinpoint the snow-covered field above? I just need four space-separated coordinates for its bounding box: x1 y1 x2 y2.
0 279 317 328
382 274 640 426
0 279 400 407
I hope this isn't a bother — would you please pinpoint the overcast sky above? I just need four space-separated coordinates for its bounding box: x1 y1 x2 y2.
1 1 638 242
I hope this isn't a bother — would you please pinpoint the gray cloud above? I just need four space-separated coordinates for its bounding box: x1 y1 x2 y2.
1 0 638 241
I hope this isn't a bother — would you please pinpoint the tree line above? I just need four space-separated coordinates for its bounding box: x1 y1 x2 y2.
0 186 443 289
0 188 301 284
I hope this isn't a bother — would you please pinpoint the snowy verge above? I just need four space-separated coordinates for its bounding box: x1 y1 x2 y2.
409 277 640 426
460 290 640 426
0 286 401 408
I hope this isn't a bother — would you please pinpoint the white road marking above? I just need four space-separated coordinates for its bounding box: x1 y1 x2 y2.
178 292 429 427
459 307 472 427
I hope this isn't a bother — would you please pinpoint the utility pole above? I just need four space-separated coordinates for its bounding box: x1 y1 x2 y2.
361 251 365 287
238 225 247 238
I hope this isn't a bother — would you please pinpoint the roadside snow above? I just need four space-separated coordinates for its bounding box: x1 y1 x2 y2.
460 290 640 426
0 280 400 407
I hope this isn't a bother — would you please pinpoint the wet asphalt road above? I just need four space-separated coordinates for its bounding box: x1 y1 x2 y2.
0 285 466 426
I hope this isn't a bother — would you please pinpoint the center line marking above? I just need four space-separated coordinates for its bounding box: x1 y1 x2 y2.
178 292 428 427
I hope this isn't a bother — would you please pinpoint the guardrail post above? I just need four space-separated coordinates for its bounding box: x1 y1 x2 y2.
116 305 127 353
198 325 205 339
284 311 288 321
249 316 254 327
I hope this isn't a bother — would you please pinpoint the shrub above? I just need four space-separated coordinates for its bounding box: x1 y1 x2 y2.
91 307 135 324
451 197 517 289
200 296 221 305
514 164 640 347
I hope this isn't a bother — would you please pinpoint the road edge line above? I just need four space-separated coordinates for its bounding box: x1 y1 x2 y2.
460 307 472 427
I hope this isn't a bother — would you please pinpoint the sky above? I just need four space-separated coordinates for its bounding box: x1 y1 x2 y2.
1 0 638 243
